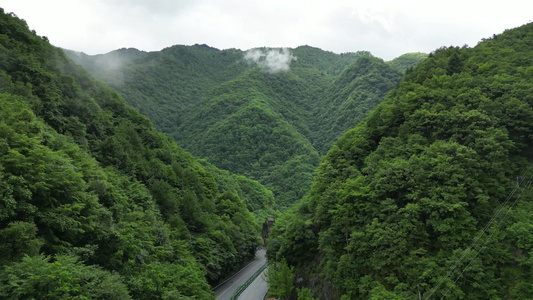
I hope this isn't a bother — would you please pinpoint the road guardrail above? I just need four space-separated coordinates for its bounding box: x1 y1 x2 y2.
230 262 268 300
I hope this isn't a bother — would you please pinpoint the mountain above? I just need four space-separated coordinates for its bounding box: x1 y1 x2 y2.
0 9 275 299
67 45 423 207
64 48 148 87
387 52 428 73
176 67 325 208
66 44 249 137
291 45 371 75
267 23 533 299
311 55 404 154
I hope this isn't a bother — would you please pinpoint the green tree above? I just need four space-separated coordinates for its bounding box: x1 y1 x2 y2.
266 260 295 300
0 254 131 300
297 287 318 300
0 221 43 264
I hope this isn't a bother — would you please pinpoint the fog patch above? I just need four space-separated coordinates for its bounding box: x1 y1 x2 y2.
244 48 296 73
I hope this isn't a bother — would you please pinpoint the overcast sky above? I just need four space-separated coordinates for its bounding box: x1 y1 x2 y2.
2 0 532 60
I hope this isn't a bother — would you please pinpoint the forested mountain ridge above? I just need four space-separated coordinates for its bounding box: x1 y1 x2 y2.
67 44 425 207
267 23 533 299
311 56 404 154
176 68 325 207
65 47 148 87
66 44 250 136
0 9 275 299
290 46 371 76
387 52 428 73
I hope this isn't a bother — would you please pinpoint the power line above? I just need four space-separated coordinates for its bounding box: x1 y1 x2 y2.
423 166 533 299
439 176 533 299
424 175 523 299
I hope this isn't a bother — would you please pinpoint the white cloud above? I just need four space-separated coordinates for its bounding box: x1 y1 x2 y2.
244 48 296 73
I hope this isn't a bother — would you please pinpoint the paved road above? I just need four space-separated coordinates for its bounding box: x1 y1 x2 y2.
237 268 268 300
213 249 267 300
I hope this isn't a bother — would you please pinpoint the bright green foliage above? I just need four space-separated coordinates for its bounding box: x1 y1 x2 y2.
0 254 131 300
269 23 533 299
297 287 318 300
266 260 295 300
0 94 110 256
199 159 275 212
0 9 271 299
127 261 212 300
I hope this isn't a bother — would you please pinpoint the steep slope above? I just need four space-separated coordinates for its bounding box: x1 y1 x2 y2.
68 44 249 137
199 159 275 213
0 9 273 299
311 55 404 154
268 23 533 299
178 69 321 208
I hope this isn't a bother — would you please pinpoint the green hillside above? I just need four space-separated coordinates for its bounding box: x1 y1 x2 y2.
67 44 249 137
0 9 275 299
267 23 533 299
311 55 404 154
291 45 371 75
387 52 428 73
68 45 421 207
177 68 324 207
64 48 148 87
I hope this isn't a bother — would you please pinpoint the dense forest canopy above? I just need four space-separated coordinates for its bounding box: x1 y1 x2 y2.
311 55 405 154
267 23 533 299
0 9 278 299
67 43 425 208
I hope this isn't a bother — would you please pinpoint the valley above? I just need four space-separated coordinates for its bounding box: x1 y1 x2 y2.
0 5 532 300
66 45 423 208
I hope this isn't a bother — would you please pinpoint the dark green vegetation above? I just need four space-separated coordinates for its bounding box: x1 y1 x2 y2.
268 23 533 299
68 45 422 208
0 9 279 299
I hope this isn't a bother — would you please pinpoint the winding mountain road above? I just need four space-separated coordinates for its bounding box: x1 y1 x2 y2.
213 249 267 300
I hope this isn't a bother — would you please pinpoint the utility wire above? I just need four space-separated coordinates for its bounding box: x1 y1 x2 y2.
423 166 533 299
439 176 533 299
424 175 523 299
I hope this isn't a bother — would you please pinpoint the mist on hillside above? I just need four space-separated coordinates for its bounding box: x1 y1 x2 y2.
244 47 296 73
